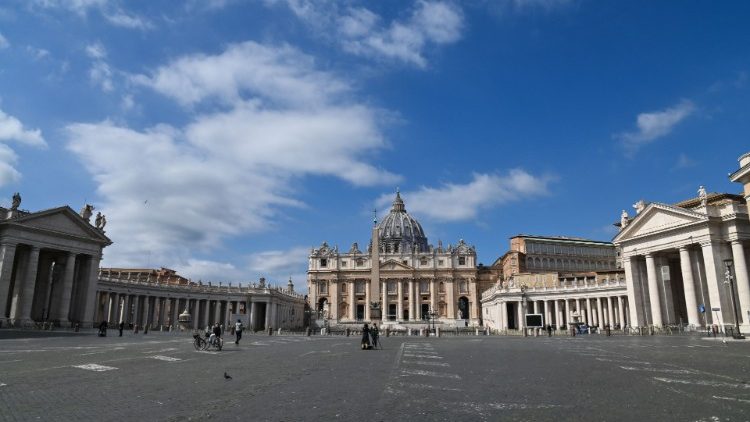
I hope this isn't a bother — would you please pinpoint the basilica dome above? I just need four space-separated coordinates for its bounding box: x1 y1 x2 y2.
376 191 429 253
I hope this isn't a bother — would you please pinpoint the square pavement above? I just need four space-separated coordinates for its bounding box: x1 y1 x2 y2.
0 330 748 421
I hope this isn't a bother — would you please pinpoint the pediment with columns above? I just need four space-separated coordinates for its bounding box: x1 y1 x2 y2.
380 259 414 271
4 206 111 244
613 202 707 243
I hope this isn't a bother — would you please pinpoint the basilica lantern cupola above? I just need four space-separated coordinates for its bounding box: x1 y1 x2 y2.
374 190 429 254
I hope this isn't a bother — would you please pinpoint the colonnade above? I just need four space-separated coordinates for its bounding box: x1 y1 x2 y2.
624 240 750 329
0 243 100 326
490 294 628 331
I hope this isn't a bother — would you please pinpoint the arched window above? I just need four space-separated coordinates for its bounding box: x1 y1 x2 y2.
439 281 445 293
341 282 347 293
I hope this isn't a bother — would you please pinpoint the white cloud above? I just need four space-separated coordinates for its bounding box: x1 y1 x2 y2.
0 108 46 146
26 46 50 60
85 42 107 59
615 100 696 155
0 107 47 187
133 41 349 108
0 32 9 49
673 153 696 170
248 247 310 275
269 1 464 68
66 41 399 279
174 259 244 283
377 170 552 222
31 0 151 30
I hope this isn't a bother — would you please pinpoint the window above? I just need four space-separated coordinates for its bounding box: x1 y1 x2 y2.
341 260 347 268
320 258 327 268
402 260 408 265
438 259 444 266
459 281 468 293
341 283 347 293
355 281 365 294
356 259 364 267
420 281 429 293
319 282 328 294
420 257 428 266
458 256 466 266
439 282 445 293
388 281 397 294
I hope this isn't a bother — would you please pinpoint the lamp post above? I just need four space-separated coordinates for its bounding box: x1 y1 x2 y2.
520 285 528 337
723 259 745 340
427 307 438 335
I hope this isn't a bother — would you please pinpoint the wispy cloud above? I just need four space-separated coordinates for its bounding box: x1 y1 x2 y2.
85 42 114 92
672 152 696 170
267 1 464 68
615 100 696 156
377 170 553 222
0 107 47 186
31 0 152 30
0 32 9 49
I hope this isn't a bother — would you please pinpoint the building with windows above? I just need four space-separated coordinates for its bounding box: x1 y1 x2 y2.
307 192 487 327
482 235 627 331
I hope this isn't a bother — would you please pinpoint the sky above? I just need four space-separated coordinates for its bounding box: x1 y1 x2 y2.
0 0 749 292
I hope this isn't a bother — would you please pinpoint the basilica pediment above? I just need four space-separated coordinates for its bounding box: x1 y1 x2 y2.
380 259 414 271
613 203 706 243
7 206 111 244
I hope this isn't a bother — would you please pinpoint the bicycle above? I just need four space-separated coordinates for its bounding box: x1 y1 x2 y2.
193 333 206 350
204 335 223 351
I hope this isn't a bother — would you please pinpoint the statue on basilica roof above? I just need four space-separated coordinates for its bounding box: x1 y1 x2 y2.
698 185 708 207
11 192 21 211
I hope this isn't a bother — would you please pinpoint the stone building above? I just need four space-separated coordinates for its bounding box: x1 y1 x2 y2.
482 235 627 331
612 152 750 331
307 192 483 327
0 199 111 327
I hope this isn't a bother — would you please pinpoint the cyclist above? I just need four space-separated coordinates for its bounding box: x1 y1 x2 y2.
209 323 222 347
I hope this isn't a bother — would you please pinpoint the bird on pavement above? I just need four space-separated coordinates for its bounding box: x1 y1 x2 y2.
224 372 232 380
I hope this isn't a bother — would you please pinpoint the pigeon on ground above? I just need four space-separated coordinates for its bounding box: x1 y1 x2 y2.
224 372 232 380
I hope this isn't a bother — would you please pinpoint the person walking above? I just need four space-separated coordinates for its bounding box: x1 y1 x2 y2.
118 321 124 337
546 324 552 337
235 319 244 344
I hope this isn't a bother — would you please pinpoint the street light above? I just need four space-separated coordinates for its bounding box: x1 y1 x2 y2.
723 259 745 340
427 307 438 335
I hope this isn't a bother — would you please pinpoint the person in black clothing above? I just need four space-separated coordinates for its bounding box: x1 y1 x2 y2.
546 324 552 337
361 323 371 350
118 321 124 337
210 323 222 346
98 320 107 337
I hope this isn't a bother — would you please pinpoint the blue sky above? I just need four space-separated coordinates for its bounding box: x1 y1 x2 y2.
0 0 748 291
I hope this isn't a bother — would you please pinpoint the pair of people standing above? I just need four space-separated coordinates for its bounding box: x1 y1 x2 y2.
360 323 379 350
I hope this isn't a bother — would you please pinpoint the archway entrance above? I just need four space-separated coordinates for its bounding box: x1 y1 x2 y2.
317 298 328 317
356 304 365 321
421 303 430 320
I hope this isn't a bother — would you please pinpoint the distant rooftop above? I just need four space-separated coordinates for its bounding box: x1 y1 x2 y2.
674 192 744 209
511 234 613 245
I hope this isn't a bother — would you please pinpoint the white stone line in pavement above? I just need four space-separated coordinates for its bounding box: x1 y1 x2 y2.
653 377 750 389
0 382 6 387
401 369 460 379
402 353 443 359
401 360 450 367
712 395 750 404
73 363 118 372
150 355 182 362
250 342 270 346
298 351 331 357
619 366 695 374
0 360 22 364
396 382 462 392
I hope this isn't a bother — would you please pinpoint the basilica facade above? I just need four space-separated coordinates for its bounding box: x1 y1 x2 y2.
307 192 491 327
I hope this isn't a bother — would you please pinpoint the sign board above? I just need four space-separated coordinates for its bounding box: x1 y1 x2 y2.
525 313 544 328
711 307 721 312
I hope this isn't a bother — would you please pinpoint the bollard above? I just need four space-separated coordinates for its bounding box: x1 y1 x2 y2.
75 323 80 332
475 328 479 336
278 328 282 335
346 328 350 337
385 327 390 337
425 328 429 338
268 327 273 336
436 327 440 337
306 327 311 336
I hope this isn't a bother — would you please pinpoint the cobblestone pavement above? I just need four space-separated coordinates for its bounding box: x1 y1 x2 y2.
0 330 748 421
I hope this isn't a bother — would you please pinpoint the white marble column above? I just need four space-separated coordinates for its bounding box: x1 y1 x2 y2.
730 240 750 325
0 243 17 318
51 252 77 322
82 255 101 324
555 300 561 329
349 282 355 320
214 300 222 326
409 281 416 321
617 296 625 328
679 246 701 326
645 254 663 326
501 301 508 329
517 301 523 330
607 297 614 328
623 258 642 326
544 300 551 327
15 246 41 322
396 279 403 321
597 297 604 328
447 279 455 319
382 280 388 322
249 301 256 330
430 280 437 317
701 242 727 325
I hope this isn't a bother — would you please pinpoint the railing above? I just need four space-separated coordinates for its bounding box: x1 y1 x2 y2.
482 279 627 301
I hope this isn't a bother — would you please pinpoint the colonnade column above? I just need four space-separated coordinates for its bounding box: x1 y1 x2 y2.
607 297 614 328
730 240 750 325
213 300 221 326
623 258 641 326
501 301 508 329
517 300 523 330
597 297 604 328
409 281 416 321
382 280 388 322
430 280 437 318
555 300 561 329
447 279 455 319
349 282 355 320
15 246 41 322
0 243 17 318
679 247 701 326
364 281 371 321
645 254 663 326
396 279 403 322
701 242 726 325
617 296 625 328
